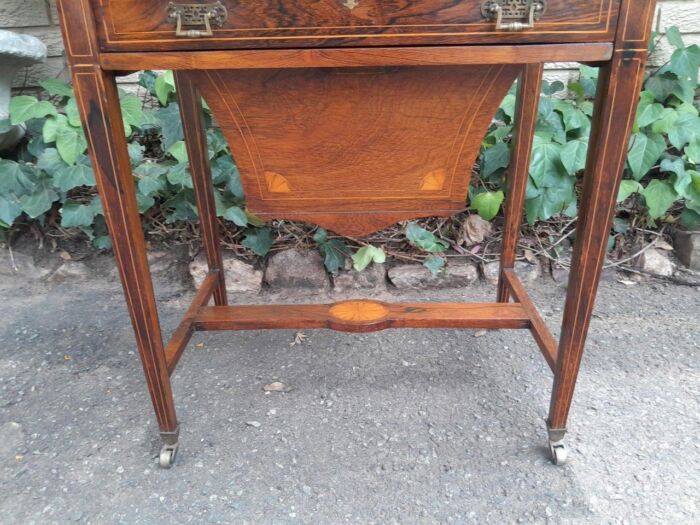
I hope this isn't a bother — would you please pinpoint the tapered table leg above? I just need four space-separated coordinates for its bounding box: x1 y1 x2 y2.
547 50 649 462
174 72 227 306
497 64 544 302
71 65 179 466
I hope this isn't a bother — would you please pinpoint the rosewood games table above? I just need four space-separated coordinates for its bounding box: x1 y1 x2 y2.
56 0 657 467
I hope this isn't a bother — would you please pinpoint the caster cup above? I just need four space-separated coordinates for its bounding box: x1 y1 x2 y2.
549 441 568 466
159 442 179 469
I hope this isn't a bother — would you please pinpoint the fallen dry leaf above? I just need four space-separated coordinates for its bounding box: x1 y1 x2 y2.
59 250 72 261
195 342 204 348
290 332 308 346
655 240 674 251
263 381 288 392
458 215 493 246
63 354 72 361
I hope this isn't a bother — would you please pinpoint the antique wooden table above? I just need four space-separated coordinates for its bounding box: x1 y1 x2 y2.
57 0 657 467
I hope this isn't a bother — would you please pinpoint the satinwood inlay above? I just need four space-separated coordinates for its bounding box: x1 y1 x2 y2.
265 172 292 193
329 300 390 322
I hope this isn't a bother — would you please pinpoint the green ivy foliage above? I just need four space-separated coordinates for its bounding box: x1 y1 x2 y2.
476 27 700 229
0 27 698 270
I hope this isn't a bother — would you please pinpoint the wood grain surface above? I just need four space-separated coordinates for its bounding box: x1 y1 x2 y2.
92 0 620 51
194 301 531 333
187 64 520 235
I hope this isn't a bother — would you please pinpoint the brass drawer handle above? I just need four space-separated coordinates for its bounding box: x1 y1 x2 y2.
481 1 546 32
167 2 228 38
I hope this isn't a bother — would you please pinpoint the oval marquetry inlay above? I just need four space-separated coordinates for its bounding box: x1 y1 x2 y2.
329 300 389 322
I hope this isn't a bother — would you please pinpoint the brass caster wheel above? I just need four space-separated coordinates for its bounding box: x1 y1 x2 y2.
159 442 179 469
549 441 568 466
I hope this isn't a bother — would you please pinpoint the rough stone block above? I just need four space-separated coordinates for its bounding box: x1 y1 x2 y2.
673 230 700 271
190 253 263 295
388 262 479 290
332 264 387 293
265 249 329 291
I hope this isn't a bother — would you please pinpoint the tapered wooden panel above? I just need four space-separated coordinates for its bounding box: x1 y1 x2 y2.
187 65 520 235
92 0 620 51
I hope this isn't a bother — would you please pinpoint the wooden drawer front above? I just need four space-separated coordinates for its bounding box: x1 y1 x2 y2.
94 0 620 51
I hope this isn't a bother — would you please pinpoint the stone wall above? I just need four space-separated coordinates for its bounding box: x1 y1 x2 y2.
3 0 700 89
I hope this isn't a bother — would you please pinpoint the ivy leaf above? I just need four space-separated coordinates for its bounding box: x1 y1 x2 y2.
242 228 273 256
498 94 516 123
670 44 700 80
471 191 505 221
9 96 57 124
636 101 665 128
94 236 113 250
245 210 266 227
645 72 678 103
120 94 145 130
37 148 67 176
166 162 193 189
617 180 643 203
405 222 449 253
530 138 565 187
162 189 197 223
642 179 678 219
313 228 328 244
65 97 82 127
352 245 386 272
154 103 184 150
686 137 700 164
0 160 37 195
136 193 155 214
42 114 68 143
481 142 510 179
0 194 22 225
56 124 88 165
627 132 666 181
660 158 691 196
423 255 445 276
61 200 97 228
128 143 145 167
155 71 176 106
320 238 347 274
40 79 74 98
135 163 168 196
560 138 588 175
668 112 700 150
53 164 96 192
651 108 679 134
554 100 588 132
168 141 189 164
19 176 59 218
537 99 567 144
666 26 685 50
223 205 248 227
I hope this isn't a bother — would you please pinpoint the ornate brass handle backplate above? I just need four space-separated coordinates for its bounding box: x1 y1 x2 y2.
167 2 228 38
481 0 547 32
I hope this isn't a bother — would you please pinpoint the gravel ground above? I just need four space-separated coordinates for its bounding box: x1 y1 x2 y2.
0 259 698 524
